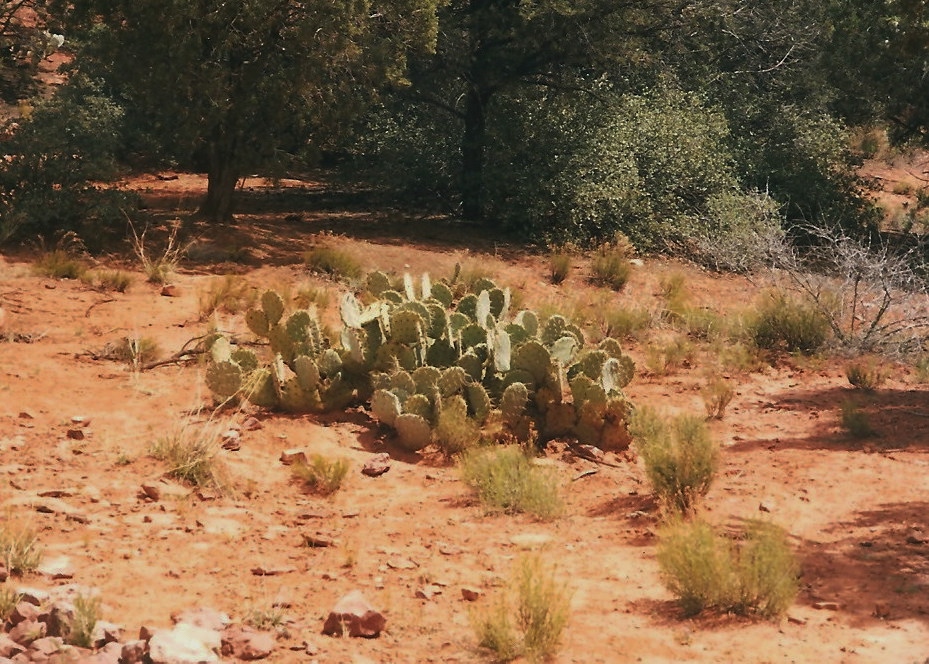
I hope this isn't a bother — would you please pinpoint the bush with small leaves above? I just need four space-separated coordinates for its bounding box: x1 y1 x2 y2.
548 251 572 285
459 446 562 520
590 247 631 291
632 409 718 514
841 400 875 438
472 554 571 663
747 292 830 355
701 378 735 420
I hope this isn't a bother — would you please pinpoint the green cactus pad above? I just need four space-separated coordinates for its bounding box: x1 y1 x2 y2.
395 413 433 451
465 382 492 424
421 273 432 300
365 271 391 298
599 337 624 358
572 349 609 380
426 338 458 367
293 355 321 391
371 388 402 427
457 293 478 320
471 277 496 294
210 336 233 363
318 348 343 377
492 329 512 372
541 315 569 345
456 352 485 382
545 402 577 437
476 290 492 329
488 288 506 319
340 292 363 328
571 374 607 407
502 368 537 391
430 282 454 308
512 341 553 384
460 323 486 349
261 290 285 326
501 382 530 426
206 359 243 399
269 324 295 363
361 318 384 359
400 300 433 327
405 393 434 421
448 311 471 334
245 308 271 337
504 322 531 346
231 348 259 373
388 369 416 395
389 310 427 345
515 310 539 337
375 341 416 371
413 366 442 393
279 378 322 413
424 303 448 340
438 366 468 397
381 289 404 304
243 368 278 408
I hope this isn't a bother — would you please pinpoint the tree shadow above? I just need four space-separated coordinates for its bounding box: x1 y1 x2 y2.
727 383 929 454
793 501 929 626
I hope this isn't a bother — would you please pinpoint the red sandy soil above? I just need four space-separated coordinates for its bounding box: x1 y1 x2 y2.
1 174 928 663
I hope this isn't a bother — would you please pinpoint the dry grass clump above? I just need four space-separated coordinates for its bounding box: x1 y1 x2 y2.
845 357 888 391
747 292 830 355
0 521 42 575
601 306 653 341
631 408 718 514
840 400 875 438
657 518 799 619
198 275 257 319
150 424 231 492
459 445 563 520
472 555 571 663
34 249 87 279
590 248 631 291
291 454 350 496
548 250 572 285
304 244 363 280
86 269 133 292
130 220 188 284
701 378 736 420
68 594 102 648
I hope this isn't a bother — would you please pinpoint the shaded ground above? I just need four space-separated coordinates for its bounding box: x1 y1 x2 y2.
1 173 928 663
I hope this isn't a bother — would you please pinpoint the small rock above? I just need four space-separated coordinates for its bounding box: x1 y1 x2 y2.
221 626 275 661
8 619 45 647
812 601 840 611
460 587 482 602
220 430 241 451
361 454 391 477
91 620 123 648
170 608 231 632
66 429 85 441
0 634 25 658
160 284 179 297
438 543 462 556
301 533 335 548
37 556 74 580
509 533 553 549
250 565 296 576
17 411 34 420
138 625 158 641
414 585 442 600
758 501 773 513
242 417 262 431
26 636 63 658
16 588 49 606
70 416 90 426
139 482 161 501
386 557 417 570
9 602 40 626
148 625 219 664
36 488 76 498
280 449 307 466
322 590 386 638
120 640 147 664
786 613 807 625
40 601 75 638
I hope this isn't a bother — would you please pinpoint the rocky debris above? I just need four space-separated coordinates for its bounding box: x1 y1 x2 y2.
220 430 241 451
461 587 482 601
8 619 46 647
241 417 262 431
120 639 146 664
812 601 840 611
139 479 190 502
0 635 25 659
250 565 296 577
147 624 219 664
322 591 386 638
36 556 74 580
10 602 41 626
220 626 275 661
160 284 179 297
361 454 391 477
90 621 122 649
170 608 231 633
279 449 307 466
414 585 442 601
301 532 335 548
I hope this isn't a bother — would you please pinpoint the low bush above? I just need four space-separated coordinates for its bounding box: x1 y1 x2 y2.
845 358 888 391
601 306 653 341
747 292 830 354
548 251 572 285
840 400 875 438
657 518 798 619
150 426 230 492
702 378 736 420
34 249 87 279
198 276 257 320
291 454 350 496
590 247 632 291
632 409 719 514
304 245 363 280
459 446 563 520
473 554 571 663
0 522 42 575
68 594 101 648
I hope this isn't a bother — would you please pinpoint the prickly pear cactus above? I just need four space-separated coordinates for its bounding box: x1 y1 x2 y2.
371 388 402 427
206 360 243 400
501 382 529 427
389 310 427 346
431 282 454 308
365 271 391 298
404 393 434 421
261 290 285 326
395 413 432 451
512 341 553 385
465 382 492 424
602 356 635 392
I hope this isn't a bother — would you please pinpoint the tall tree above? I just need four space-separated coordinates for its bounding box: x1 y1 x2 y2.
405 0 686 219
58 0 441 220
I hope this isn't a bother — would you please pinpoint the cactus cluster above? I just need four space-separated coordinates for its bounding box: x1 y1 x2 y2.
204 268 636 451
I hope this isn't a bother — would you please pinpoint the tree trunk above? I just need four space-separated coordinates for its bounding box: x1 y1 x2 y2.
461 85 489 220
198 136 239 222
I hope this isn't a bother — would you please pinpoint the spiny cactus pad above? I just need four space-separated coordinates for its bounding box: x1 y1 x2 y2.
413 366 442 393
395 413 432 451
465 382 492 424
501 382 530 426
457 352 484 381
438 366 468 397
426 338 458 367
245 308 270 337
457 294 478 320
293 355 321 391
512 341 553 384
404 393 434 422
206 359 243 399
389 310 427 346
371 388 402 427
431 282 453 308
210 337 233 363
515 310 539 337
365 271 391 298
231 348 259 373
261 290 285 326
599 337 624 358
602 356 635 392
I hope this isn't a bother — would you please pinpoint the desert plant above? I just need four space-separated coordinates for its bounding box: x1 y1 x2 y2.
643 338 695 376
88 269 133 292
198 275 257 320
0 587 22 623
292 283 331 311
845 357 888 391
590 246 631 291
34 249 87 279
245 606 287 631
747 292 830 355
840 400 875 438
548 251 572 285
304 244 363 280
129 220 189 284
108 335 161 369
459 445 563 520
0 521 42 575
701 378 735 420
914 355 929 383
291 454 350 496
601 306 652 341
473 555 571 663
68 594 101 648
632 409 719 514
150 425 230 491
657 518 798 619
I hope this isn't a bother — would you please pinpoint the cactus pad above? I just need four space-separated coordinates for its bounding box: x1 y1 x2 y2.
465 382 492 424
599 337 624 358
471 277 496 294
365 271 391 298
231 348 259 373
601 356 635 392
438 366 468 397
476 290 491 329
413 366 442 393
293 355 321 391
206 360 243 399
460 323 486 349
501 382 530 426
245 308 270 337
549 336 578 365
261 290 285 326
456 352 484 382
515 310 539 337
395 413 432 451
404 393 434 421
340 292 363 328
512 341 553 384
371 388 402 427
431 282 454 308
488 288 506 319
493 329 512 372
389 310 427 345
210 336 233 363
457 293 478 320
426 338 458 367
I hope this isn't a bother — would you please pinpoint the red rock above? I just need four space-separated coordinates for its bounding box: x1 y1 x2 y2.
221 626 275 661
361 453 391 477
66 429 85 440
160 284 179 297
322 590 386 638
8 619 46 646
242 417 262 431
26 636 63 658
279 449 307 466
460 587 482 601
120 640 147 664
0 635 25 659
170 607 230 632
9 601 40 626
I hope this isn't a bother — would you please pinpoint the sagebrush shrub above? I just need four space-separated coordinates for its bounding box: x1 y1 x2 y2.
748 292 830 354
459 446 562 520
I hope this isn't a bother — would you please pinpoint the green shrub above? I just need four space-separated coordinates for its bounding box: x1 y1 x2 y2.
68 594 101 648
473 555 571 663
304 245 363 280
601 306 652 341
291 454 350 496
459 446 563 520
590 249 631 291
840 400 875 438
747 292 830 354
0 522 42 575
845 358 888 391
632 409 718 514
701 378 736 420
88 269 133 293
150 426 229 491
548 251 572 285
0 587 22 623
657 518 798 619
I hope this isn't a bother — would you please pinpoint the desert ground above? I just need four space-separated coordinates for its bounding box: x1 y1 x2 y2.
1 172 928 663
